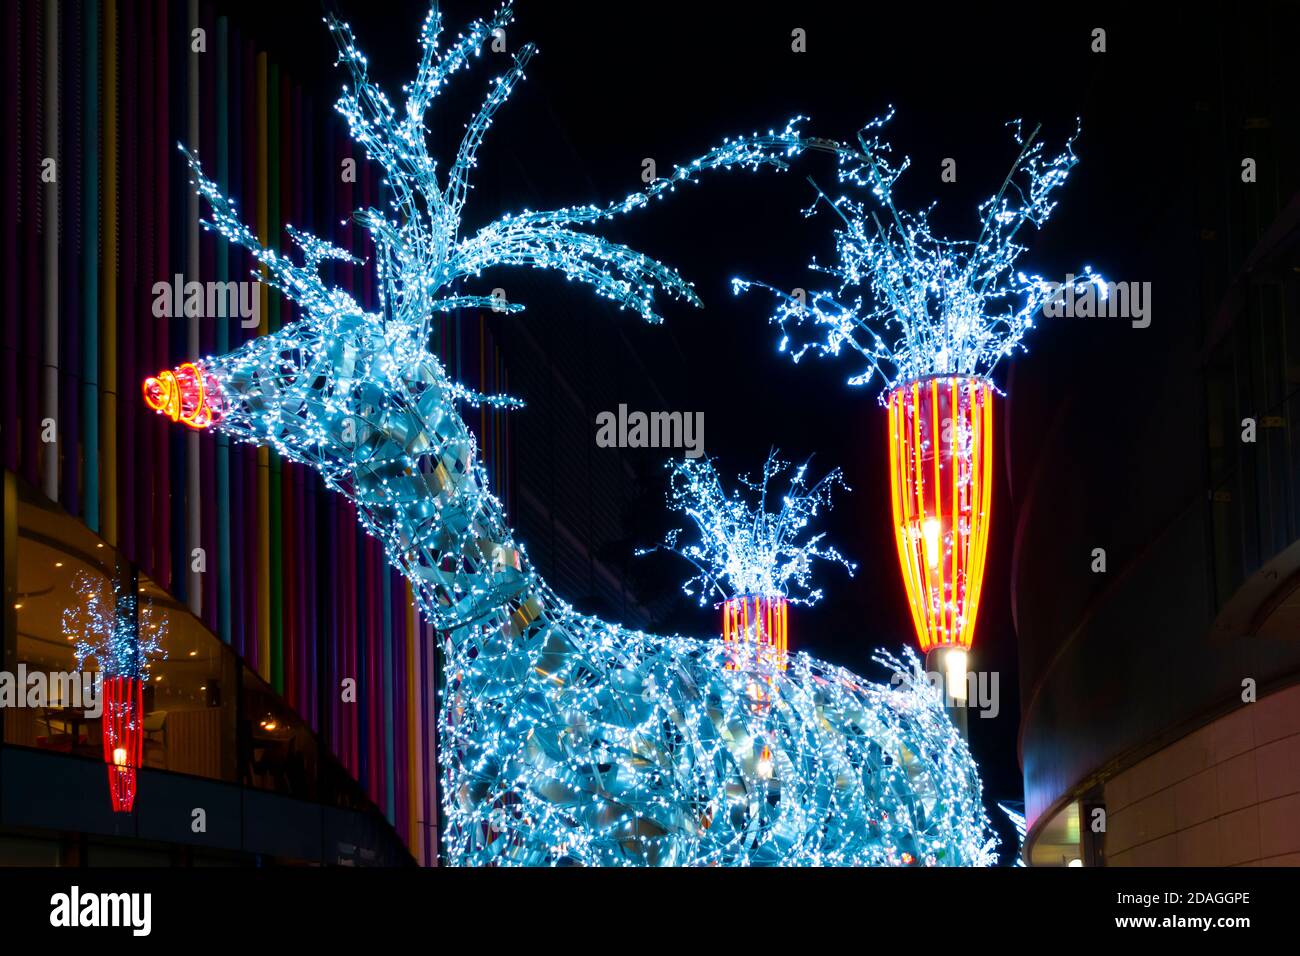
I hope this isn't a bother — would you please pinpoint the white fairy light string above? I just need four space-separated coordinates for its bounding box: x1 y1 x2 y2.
63 571 167 681
733 108 1104 393
999 801 1028 866
640 452 855 607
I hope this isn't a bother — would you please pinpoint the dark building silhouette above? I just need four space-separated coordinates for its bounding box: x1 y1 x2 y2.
1011 6 1300 866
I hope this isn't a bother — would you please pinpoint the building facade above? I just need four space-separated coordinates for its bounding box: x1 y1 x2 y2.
0 0 462 866
1011 7 1300 866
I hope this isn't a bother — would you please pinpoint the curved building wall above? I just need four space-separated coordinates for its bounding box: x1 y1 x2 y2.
1104 682 1300 866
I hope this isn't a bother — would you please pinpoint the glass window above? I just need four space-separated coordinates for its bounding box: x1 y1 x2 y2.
1205 272 1300 607
240 666 318 800
9 484 116 757
0 834 62 867
9 482 238 785
135 574 238 782
7 474 383 825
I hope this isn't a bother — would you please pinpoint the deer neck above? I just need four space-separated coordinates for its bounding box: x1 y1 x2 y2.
210 322 538 642
343 359 537 639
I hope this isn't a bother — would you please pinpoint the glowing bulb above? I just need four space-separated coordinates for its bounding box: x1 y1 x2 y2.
945 648 968 702
922 516 942 569
757 746 774 780
112 747 128 766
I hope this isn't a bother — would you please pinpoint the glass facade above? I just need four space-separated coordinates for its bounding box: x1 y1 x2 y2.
1206 274 1300 607
5 473 392 829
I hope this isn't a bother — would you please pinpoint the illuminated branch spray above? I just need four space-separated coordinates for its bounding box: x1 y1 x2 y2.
641 453 854 674
142 6 995 864
736 110 1100 695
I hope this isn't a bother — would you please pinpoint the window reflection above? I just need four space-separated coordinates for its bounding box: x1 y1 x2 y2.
135 575 237 781
9 487 112 757
240 669 317 799
7 477 379 817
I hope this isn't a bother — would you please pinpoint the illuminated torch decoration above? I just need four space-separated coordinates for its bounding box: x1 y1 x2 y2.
640 452 855 681
735 109 1102 685
62 571 167 812
887 376 993 658
722 593 788 673
101 676 144 811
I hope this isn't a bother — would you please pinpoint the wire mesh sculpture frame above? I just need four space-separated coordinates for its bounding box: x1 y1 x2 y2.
149 2 997 866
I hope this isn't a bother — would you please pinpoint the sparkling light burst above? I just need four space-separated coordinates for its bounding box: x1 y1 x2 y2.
62 571 167 681
734 109 1102 392
155 3 996 865
640 452 855 607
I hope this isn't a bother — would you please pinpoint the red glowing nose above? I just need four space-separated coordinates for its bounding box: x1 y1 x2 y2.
142 362 223 430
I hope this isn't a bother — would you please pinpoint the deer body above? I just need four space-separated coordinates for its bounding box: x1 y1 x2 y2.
188 311 994 866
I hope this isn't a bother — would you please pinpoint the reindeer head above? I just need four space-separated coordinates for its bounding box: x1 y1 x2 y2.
142 2 807 630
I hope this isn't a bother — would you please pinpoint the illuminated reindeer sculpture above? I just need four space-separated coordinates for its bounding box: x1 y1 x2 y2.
144 4 996 865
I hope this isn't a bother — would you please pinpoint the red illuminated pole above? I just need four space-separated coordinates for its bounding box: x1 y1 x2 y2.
101 675 143 812
95 560 149 813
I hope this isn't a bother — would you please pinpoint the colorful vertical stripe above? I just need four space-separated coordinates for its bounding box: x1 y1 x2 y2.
0 0 529 865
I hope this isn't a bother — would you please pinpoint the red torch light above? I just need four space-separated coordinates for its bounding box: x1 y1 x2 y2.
101 676 144 813
886 376 993 703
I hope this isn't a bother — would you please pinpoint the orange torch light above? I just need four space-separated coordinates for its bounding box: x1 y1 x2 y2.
722 594 789 713
722 594 788 672
886 376 994 669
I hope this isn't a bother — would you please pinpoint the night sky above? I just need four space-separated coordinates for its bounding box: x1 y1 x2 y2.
225 0 1199 860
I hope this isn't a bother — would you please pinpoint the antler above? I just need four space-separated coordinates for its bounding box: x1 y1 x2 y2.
183 3 811 404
